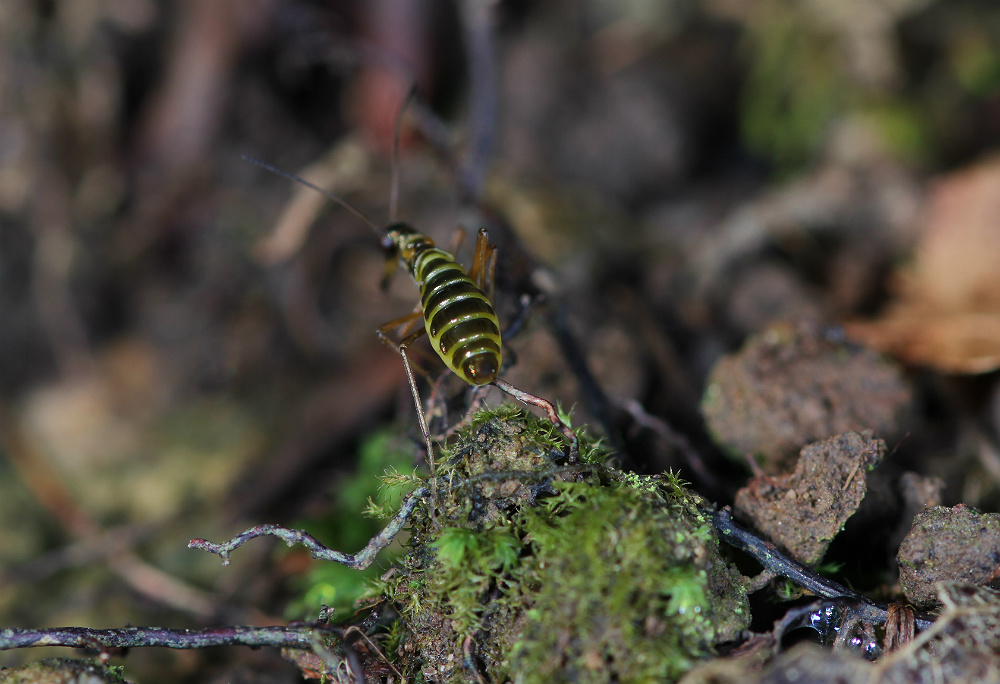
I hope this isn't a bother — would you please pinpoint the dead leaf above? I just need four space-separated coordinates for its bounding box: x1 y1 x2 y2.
845 155 1000 373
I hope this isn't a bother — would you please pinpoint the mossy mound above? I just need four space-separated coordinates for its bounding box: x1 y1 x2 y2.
0 659 130 684
370 407 749 683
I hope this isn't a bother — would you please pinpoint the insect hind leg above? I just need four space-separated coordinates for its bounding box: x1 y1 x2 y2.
462 231 576 459
396 343 436 470
447 226 467 256
492 378 579 463
466 227 497 300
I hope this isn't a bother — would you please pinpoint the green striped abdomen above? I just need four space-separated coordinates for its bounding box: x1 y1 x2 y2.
413 248 502 385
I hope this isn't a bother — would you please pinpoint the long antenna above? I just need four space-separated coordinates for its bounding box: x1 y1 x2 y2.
242 155 382 236
389 85 420 224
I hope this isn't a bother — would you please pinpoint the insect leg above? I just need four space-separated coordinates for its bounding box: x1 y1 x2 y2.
483 245 498 303
397 341 435 472
466 228 497 300
379 254 400 292
377 308 439 376
463 229 575 457
447 226 467 256
376 309 423 340
492 378 579 463
376 315 439 505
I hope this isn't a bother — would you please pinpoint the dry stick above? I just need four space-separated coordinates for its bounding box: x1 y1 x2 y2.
192 465 597 571
190 486 429 569
619 398 719 492
1 523 150 584
710 507 935 630
547 307 618 454
344 625 404 681
0 404 217 617
463 635 488 684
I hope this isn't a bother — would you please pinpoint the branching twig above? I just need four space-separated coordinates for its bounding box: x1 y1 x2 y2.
189 487 429 568
0 624 340 652
190 462 602 570
710 506 935 630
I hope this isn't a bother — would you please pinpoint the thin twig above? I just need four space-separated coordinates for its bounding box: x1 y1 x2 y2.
190 487 429 569
619 398 718 491
344 625 404 681
710 507 935 630
0 403 218 616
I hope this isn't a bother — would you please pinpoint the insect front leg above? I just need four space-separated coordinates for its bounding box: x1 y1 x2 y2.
379 253 401 292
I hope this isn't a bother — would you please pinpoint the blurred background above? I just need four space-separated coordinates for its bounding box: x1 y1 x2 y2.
2 0 1000 681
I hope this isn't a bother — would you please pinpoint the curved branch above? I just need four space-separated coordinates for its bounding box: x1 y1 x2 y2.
189 487 429 568
710 506 935 630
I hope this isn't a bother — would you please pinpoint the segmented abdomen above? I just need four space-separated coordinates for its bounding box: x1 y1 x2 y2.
411 246 502 385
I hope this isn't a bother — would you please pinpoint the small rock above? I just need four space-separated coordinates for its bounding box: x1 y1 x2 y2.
897 505 1000 610
703 320 912 471
734 431 885 565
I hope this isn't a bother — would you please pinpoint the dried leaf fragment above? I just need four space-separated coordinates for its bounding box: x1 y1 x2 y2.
846 155 1000 374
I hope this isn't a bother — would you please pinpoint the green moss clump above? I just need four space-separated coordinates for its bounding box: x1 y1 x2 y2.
369 407 749 683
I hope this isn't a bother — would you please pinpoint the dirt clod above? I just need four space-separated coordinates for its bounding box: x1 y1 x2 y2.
897 505 1000 610
702 321 912 471
734 430 886 565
